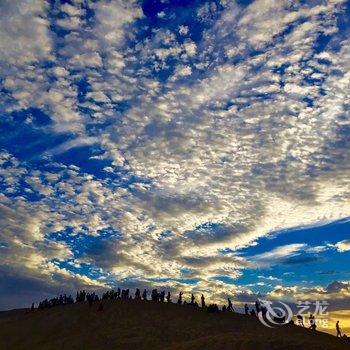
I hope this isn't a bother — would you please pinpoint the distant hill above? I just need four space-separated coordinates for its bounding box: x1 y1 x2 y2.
0 300 348 350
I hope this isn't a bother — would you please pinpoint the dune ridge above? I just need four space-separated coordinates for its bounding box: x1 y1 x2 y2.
0 299 348 350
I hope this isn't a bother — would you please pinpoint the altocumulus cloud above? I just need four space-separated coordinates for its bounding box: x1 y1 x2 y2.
0 0 350 309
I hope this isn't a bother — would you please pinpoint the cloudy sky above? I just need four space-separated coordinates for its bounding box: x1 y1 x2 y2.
0 0 349 333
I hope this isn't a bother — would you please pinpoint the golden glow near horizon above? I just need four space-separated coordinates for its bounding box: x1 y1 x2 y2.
326 310 350 336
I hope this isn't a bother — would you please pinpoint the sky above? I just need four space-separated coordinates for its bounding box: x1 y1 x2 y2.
0 0 349 335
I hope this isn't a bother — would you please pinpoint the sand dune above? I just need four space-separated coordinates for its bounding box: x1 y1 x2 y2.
0 300 348 350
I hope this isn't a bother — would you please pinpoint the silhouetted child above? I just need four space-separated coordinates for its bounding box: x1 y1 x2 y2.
244 304 249 315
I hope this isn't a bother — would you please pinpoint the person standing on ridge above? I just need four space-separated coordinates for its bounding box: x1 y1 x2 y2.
255 300 261 314
336 321 342 337
227 298 234 312
309 314 317 331
201 294 205 308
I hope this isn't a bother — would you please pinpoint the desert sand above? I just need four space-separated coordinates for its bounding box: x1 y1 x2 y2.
0 299 348 350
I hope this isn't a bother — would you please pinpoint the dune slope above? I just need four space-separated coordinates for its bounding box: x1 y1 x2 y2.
0 300 348 350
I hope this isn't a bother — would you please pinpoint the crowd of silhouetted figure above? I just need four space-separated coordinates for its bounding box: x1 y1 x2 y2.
34 294 74 310
30 288 348 342
33 288 244 314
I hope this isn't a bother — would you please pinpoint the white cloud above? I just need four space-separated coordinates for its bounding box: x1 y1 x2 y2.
51 67 70 78
252 244 306 263
335 240 350 252
170 65 192 81
61 3 85 17
267 281 350 308
179 25 189 35
56 16 82 30
0 0 350 308
0 0 52 66
92 0 143 47
183 40 197 57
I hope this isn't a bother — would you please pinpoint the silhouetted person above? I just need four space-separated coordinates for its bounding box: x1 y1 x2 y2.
135 288 141 300
166 292 171 303
151 289 158 301
336 321 342 337
160 291 165 302
142 289 147 300
177 292 183 304
207 304 219 313
250 309 256 317
201 294 205 308
297 315 304 327
227 298 234 312
191 293 195 305
255 300 261 314
244 304 249 315
222 305 227 311
309 314 316 331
